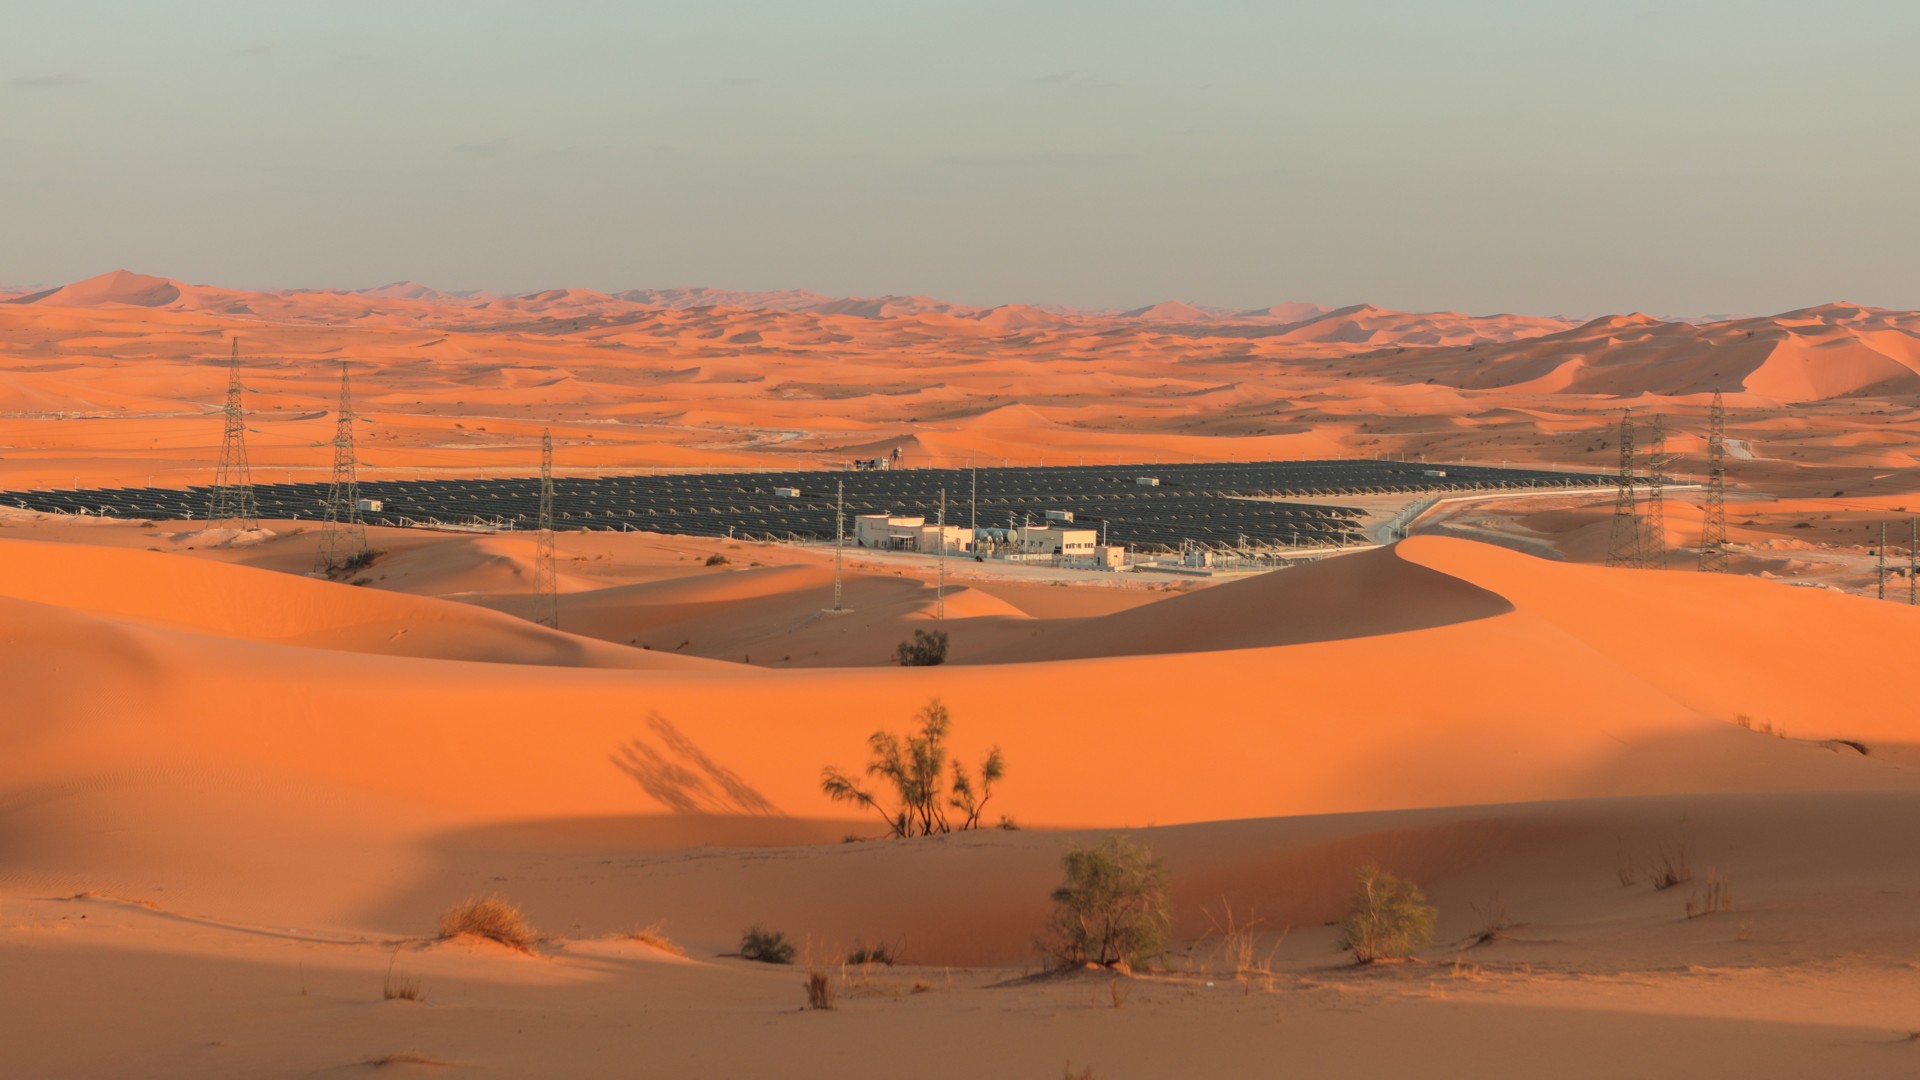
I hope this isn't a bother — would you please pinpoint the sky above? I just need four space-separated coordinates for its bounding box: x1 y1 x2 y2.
3 0 1918 315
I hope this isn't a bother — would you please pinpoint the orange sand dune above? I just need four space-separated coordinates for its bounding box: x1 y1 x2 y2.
6 515 1920 1076
0 537 717 669
1362 304 1920 402
8 271 1920 1076
3 534 1911 851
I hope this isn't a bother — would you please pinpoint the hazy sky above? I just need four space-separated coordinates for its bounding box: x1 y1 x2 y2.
4 1 1917 314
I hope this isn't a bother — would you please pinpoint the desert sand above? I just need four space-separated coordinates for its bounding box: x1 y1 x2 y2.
3 273 1919 1078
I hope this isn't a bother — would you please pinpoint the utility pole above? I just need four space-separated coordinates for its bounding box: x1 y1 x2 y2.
1605 409 1642 569
1698 389 1729 573
207 338 258 529
832 480 845 612
1642 413 1668 569
1911 518 1917 606
534 428 558 628
936 487 946 620
313 360 367 575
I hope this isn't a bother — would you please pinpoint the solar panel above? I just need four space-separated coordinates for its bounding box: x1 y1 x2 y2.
1 459 1609 553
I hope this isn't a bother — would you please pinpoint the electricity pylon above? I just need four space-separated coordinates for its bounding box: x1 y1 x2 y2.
936 487 947 620
1878 522 1888 601
313 360 367 575
1642 412 1668 569
1910 518 1917 606
534 428 558 627
1698 389 1729 573
832 480 845 612
207 338 258 529
1605 409 1642 569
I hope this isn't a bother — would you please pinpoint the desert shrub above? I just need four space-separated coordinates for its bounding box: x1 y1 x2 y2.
333 548 384 576
847 941 896 966
740 925 795 964
1041 836 1172 969
438 895 538 951
1338 864 1436 964
705 553 729 566
804 970 836 1010
821 699 1006 837
894 628 949 666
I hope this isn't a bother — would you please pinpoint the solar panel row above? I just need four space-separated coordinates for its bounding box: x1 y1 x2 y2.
3 459 1609 553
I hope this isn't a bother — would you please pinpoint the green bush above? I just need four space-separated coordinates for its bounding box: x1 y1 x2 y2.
1339 864 1437 964
1041 836 1171 969
739 925 795 964
894 628 949 666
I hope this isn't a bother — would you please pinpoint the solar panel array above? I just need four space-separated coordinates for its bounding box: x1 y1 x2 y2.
4 459 1609 552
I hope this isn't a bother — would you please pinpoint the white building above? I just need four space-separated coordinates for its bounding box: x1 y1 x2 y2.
1017 524 1098 557
853 513 972 553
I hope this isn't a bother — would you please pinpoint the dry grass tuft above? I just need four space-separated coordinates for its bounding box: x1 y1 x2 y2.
1615 837 1640 887
623 923 686 957
1202 901 1284 993
1064 1064 1096 1080
1648 840 1692 891
804 970 836 1010
382 954 424 1002
1686 870 1732 919
1110 977 1132 1008
1470 892 1515 945
437 895 538 952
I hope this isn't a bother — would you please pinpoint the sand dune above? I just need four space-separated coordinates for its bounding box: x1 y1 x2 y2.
0 537 716 669
3 535 1910 856
5 269 1920 1076
1363 303 1920 402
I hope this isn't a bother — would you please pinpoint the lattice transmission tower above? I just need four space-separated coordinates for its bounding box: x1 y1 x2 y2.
1605 409 1643 569
1698 389 1729 573
935 487 947 620
832 480 845 613
313 360 368 575
207 338 259 529
534 428 558 627
1878 522 1888 602
1911 518 1918 606
1641 413 1669 569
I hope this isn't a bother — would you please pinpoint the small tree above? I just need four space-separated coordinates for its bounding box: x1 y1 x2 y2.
1042 836 1171 969
895 628 949 666
821 699 1004 837
1339 864 1437 964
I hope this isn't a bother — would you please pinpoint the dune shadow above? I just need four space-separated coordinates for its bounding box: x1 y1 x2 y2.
611 711 780 817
